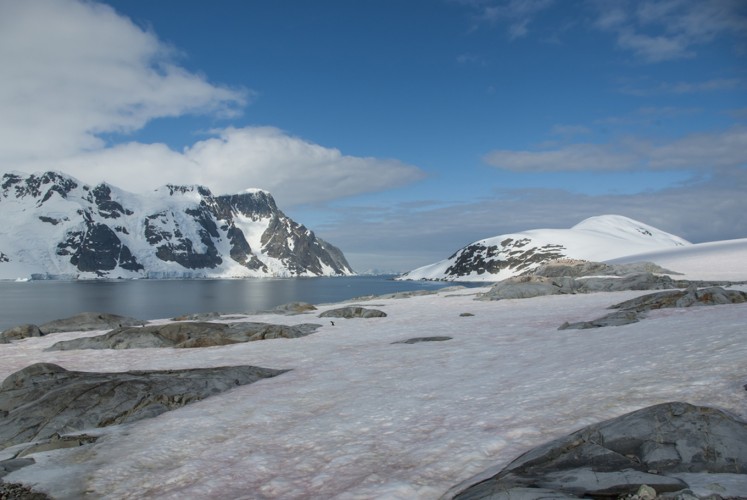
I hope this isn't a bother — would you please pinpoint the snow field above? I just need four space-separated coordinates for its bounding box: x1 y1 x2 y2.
3 283 747 499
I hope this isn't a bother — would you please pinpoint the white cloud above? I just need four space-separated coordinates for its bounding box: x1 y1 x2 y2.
0 0 424 206
0 0 246 163
17 127 425 207
484 126 747 172
592 0 747 62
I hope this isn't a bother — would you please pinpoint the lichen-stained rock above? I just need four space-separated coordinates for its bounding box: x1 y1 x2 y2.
45 321 321 350
0 363 288 450
447 402 747 500
319 307 387 319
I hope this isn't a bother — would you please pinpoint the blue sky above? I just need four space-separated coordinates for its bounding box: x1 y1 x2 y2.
1 0 745 272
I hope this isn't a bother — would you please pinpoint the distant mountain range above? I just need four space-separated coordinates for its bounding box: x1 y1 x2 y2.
0 171 354 280
399 215 691 282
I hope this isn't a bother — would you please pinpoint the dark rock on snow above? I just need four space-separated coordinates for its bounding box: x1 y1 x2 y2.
560 286 747 330
319 307 387 319
1 313 145 343
449 402 747 499
0 362 288 451
46 321 322 350
392 336 453 344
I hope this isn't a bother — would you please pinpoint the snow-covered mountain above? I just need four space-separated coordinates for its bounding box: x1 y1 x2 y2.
399 215 691 282
0 171 354 279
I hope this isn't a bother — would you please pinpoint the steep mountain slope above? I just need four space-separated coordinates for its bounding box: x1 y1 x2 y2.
399 215 691 282
0 171 354 279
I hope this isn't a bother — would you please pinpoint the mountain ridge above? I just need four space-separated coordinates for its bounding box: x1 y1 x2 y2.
399 215 691 282
0 171 354 280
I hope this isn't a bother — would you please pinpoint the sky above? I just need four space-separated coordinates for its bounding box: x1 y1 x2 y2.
0 0 745 273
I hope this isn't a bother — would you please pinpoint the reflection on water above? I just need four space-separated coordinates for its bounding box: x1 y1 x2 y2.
0 276 474 330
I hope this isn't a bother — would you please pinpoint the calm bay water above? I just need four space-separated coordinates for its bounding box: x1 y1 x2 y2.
0 276 472 331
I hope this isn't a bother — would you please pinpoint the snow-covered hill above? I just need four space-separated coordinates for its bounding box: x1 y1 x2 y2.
399 215 691 282
0 171 354 280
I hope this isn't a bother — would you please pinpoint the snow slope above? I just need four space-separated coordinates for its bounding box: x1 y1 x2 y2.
1 241 746 499
607 238 747 281
401 215 691 282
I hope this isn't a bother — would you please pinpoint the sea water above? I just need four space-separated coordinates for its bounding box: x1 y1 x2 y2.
0 276 471 330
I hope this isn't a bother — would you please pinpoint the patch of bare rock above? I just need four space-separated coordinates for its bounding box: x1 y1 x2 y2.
447 402 747 499
44 321 322 350
0 313 145 343
319 306 387 318
560 286 747 330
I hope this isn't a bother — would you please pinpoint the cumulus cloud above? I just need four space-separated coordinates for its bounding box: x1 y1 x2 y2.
0 0 246 163
484 126 747 172
0 0 425 205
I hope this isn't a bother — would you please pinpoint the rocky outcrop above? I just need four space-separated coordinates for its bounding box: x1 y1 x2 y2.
478 272 679 301
45 321 322 350
319 307 387 319
0 362 288 451
1 313 146 343
448 402 747 499
559 286 747 330
392 336 452 344
0 171 354 279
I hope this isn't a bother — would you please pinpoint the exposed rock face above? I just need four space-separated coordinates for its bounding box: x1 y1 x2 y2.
478 272 679 301
392 336 452 344
529 260 678 278
0 362 288 451
1 313 146 343
319 307 388 319
449 402 747 499
37 312 146 333
0 171 354 279
0 325 43 344
45 321 322 350
559 286 747 330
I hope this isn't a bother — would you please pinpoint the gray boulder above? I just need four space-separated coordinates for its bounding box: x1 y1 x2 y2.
0 362 288 450
560 286 747 330
449 402 747 499
478 276 576 300
319 307 387 318
38 312 145 333
0 324 43 343
45 321 322 350
478 273 678 301
530 260 679 278
269 302 318 315
392 336 453 344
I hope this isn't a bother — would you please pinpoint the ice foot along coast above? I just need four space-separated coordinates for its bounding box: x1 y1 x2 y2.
1 239 747 499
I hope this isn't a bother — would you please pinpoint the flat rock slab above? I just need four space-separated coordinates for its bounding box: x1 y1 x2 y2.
319 307 387 319
0 362 288 451
560 286 747 330
45 321 321 350
38 312 146 333
392 336 453 344
1 313 147 343
449 402 747 499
